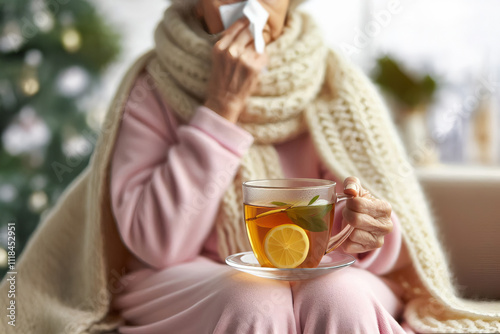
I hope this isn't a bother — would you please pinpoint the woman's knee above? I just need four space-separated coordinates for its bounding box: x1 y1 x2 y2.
293 268 392 333
296 267 372 304
214 272 295 333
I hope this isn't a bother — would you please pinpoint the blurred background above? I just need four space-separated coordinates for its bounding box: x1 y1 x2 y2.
1 0 499 293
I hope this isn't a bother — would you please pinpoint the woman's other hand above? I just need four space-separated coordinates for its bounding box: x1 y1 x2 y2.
341 176 393 253
204 17 268 123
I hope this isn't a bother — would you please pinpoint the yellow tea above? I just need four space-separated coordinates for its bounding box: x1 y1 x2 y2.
244 202 335 268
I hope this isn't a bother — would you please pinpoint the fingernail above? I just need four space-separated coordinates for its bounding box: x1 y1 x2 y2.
345 183 358 191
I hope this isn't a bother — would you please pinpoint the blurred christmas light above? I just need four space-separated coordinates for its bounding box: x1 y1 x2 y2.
62 28 82 53
21 77 40 96
29 191 48 213
0 184 18 203
63 136 92 157
0 21 23 53
86 106 107 130
57 66 90 97
2 106 51 156
0 248 7 268
33 9 55 33
25 49 43 67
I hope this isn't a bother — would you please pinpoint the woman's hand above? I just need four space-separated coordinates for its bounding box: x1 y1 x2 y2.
204 18 268 123
341 176 393 254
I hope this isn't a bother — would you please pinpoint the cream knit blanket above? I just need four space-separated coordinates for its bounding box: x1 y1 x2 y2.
0 4 498 334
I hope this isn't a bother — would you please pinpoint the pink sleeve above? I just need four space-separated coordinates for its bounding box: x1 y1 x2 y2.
110 74 253 269
320 164 403 276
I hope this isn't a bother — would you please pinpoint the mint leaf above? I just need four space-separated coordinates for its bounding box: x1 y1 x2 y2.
289 205 326 217
286 214 328 232
254 201 332 232
286 214 311 230
297 216 315 231
308 195 320 206
287 211 297 220
271 201 291 207
318 204 334 218
310 217 328 232
285 204 330 232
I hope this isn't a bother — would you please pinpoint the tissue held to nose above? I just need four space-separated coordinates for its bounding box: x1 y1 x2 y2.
199 0 289 123
219 0 269 53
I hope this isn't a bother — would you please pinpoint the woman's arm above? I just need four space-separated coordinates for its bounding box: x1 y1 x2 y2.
110 73 253 269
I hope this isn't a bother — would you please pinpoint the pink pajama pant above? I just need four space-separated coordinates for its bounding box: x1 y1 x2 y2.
113 257 409 334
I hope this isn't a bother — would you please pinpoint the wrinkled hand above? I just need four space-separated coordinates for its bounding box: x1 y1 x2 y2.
204 17 268 123
341 176 393 254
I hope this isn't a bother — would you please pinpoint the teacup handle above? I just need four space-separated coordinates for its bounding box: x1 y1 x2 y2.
325 193 355 254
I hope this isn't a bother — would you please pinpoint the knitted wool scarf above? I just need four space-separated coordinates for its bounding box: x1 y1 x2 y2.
145 5 500 332
148 5 328 257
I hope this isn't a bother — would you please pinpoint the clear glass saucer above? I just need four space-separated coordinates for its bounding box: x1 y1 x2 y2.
225 251 356 281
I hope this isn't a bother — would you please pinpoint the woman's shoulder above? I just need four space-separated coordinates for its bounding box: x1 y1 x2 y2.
122 70 181 137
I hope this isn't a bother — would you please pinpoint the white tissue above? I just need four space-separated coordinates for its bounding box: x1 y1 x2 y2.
219 2 247 30
219 0 269 54
243 0 269 54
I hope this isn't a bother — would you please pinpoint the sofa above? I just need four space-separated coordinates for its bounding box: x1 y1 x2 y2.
418 165 500 300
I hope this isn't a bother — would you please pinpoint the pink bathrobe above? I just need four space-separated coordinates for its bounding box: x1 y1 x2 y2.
110 73 412 333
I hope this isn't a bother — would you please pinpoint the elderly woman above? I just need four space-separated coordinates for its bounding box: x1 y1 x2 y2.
5 0 496 333
109 0 409 333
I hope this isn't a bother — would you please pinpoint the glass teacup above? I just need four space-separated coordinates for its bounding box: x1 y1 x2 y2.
242 178 354 269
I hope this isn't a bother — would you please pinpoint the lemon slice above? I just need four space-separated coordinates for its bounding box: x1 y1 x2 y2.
264 224 310 268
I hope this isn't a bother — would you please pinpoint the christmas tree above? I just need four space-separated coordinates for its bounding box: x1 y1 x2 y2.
0 0 121 279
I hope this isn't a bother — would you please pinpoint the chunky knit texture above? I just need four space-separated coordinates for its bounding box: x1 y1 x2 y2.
146 4 500 333
1 4 499 334
148 5 327 258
